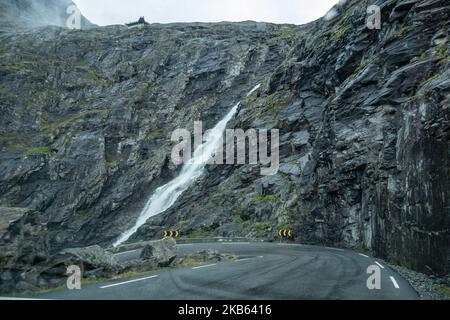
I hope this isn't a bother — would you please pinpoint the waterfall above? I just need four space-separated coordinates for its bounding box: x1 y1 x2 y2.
113 84 261 247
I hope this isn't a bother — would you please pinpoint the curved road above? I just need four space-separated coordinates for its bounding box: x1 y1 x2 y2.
35 242 418 300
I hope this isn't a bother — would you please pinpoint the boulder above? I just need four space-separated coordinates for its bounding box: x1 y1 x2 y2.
45 245 121 279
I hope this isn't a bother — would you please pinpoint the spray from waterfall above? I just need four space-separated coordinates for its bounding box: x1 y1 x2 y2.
113 84 261 247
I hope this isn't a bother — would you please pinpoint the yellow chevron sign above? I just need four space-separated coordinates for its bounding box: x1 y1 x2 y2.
163 229 181 238
278 228 294 238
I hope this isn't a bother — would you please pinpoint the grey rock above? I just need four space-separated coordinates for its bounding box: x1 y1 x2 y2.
56 245 120 272
191 249 233 263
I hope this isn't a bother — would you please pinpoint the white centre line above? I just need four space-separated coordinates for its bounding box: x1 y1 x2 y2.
359 253 369 258
222 243 250 245
390 276 400 289
326 247 345 252
192 263 217 270
100 275 158 289
375 261 385 269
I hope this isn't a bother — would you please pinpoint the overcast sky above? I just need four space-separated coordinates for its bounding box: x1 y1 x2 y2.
73 0 339 26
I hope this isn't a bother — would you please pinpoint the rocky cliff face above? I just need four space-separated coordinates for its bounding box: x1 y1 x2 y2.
0 0 449 276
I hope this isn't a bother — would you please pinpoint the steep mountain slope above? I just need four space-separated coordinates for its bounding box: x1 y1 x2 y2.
0 0 449 278
0 21 297 251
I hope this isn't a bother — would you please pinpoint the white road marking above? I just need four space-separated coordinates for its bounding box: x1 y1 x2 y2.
390 276 400 289
192 263 217 270
177 244 193 246
222 242 250 245
100 275 159 289
114 249 138 256
236 256 264 262
359 253 369 258
375 261 385 269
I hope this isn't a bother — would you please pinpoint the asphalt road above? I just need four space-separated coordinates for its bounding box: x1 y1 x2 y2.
33 242 418 300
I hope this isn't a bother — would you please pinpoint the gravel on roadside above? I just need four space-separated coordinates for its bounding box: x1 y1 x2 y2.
385 262 450 300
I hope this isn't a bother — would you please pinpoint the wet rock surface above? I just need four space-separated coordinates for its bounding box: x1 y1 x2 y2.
0 20 293 252
133 0 450 277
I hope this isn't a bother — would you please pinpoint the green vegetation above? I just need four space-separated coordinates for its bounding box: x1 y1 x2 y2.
353 241 373 257
211 192 223 204
331 26 349 44
253 221 275 238
42 109 109 136
262 92 290 116
105 150 127 169
414 73 440 99
273 27 296 40
106 158 123 169
89 67 101 81
436 44 447 61
243 89 293 120
134 81 157 106
0 133 55 156
0 60 34 73
391 25 412 39
146 129 164 140
419 73 439 88
174 221 189 230
24 146 54 156
1 138 55 156
187 229 216 238
437 286 450 297
0 135 19 143
0 87 18 101
232 214 247 224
